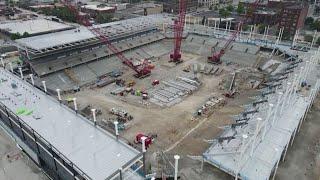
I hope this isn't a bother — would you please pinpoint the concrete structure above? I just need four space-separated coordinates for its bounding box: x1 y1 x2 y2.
0 67 144 180
242 0 309 39
203 47 320 179
279 3 309 38
0 19 74 36
198 0 219 7
15 15 172 78
81 4 116 17
161 0 197 14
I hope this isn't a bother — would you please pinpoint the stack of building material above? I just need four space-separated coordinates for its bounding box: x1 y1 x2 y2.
150 77 200 107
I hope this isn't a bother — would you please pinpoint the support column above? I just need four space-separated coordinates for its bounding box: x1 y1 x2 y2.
73 98 78 113
9 62 13 73
174 155 180 180
250 117 262 156
29 74 34 86
42 81 47 93
0 58 4 67
272 92 283 125
56 89 61 102
271 148 280 180
19 67 23 79
91 109 97 126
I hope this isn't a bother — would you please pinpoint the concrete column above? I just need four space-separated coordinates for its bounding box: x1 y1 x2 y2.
250 117 262 156
19 67 23 79
119 168 123 180
29 74 34 85
91 109 97 125
0 58 4 67
225 21 228 34
174 155 180 180
310 30 317 48
56 89 62 102
280 82 292 115
282 142 289 162
9 62 13 73
271 148 280 180
273 92 283 125
263 103 274 139
114 121 119 138
42 81 47 93
73 98 78 112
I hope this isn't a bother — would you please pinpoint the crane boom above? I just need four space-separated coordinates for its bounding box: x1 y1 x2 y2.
208 0 260 64
170 0 187 63
63 1 152 78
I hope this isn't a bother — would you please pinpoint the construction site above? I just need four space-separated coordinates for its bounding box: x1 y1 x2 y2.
0 0 319 180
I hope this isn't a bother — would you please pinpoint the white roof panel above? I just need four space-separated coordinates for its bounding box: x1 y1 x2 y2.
0 68 140 180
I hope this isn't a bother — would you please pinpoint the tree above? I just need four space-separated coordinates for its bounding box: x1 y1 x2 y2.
304 34 313 42
219 8 230 18
10 33 21 40
311 20 320 31
22 32 30 38
226 5 234 12
316 37 320 45
242 24 249 31
96 13 113 24
214 5 218 11
305 17 314 26
258 24 266 34
237 3 245 14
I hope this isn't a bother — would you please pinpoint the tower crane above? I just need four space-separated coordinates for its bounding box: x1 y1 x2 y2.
208 0 260 64
170 0 187 64
63 1 152 78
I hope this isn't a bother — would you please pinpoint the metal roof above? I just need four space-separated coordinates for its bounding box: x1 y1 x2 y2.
15 14 173 51
0 19 73 35
0 68 141 180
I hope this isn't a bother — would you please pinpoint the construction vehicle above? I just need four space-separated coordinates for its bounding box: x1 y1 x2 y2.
134 133 157 149
62 1 153 78
126 80 136 87
152 80 160 86
170 0 187 63
208 0 260 64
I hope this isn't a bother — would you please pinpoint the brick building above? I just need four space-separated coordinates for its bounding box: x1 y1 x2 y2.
161 0 197 14
279 4 308 38
242 0 309 39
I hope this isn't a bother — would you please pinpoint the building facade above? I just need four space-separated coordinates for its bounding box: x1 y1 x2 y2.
242 0 309 39
198 0 219 7
162 0 197 14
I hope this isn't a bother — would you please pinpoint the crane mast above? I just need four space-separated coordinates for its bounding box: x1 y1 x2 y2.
208 0 260 64
63 1 152 78
170 0 187 63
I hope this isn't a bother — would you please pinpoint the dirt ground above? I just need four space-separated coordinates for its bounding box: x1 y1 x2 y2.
276 96 320 180
173 96 320 180
63 46 266 178
68 50 259 153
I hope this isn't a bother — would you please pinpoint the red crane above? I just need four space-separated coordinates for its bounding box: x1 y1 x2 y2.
63 1 152 78
208 0 260 64
170 0 187 63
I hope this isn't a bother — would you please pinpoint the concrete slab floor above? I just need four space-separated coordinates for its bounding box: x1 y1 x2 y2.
0 127 48 180
276 96 320 180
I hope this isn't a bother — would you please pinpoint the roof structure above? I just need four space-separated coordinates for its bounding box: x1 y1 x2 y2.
15 14 173 52
203 48 320 179
0 68 142 180
0 19 73 35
